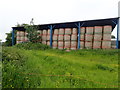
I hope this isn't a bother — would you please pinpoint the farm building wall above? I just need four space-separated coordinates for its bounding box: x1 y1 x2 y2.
16 25 116 49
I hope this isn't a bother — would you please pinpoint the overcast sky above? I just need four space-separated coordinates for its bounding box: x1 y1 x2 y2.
0 0 119 42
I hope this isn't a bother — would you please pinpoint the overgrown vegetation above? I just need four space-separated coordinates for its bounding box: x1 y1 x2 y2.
2 43 119 88
14 42 51 50
3 31 16 46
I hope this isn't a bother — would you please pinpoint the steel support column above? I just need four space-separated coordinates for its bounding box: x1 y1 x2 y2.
50 25 53 48
12 29 15 46
116 18 119 49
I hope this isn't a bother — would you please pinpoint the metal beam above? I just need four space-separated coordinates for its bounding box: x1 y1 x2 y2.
12 29 15 46
116 18 119 49
50 25 53 48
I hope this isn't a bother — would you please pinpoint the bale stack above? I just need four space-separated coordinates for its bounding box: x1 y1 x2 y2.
102 26 112 49
85 27 94 49
58 28 64 49
16 31 21 44
16 31 25 44
71 28 78 50
53 29 59 49
80 27 85 49
46 29 50 46
93 26 103 49
64 28 71 49
42 30 47 45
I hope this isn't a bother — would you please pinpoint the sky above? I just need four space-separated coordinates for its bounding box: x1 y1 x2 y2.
0 0 120 42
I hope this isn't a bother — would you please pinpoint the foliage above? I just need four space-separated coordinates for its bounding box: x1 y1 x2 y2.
14 42 51 50
4 31 16 46
24 25 41 43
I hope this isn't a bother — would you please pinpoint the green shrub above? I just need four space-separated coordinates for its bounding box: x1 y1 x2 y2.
14 42 51 50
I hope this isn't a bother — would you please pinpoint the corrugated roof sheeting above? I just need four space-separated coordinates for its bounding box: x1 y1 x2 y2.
12 17 118 31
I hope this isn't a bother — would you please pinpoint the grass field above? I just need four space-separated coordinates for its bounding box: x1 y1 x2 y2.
2 45 119 88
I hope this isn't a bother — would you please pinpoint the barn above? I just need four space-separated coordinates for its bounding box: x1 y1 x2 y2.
12 17 120 49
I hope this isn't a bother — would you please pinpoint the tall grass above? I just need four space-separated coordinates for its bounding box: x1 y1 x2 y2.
2 44 119 88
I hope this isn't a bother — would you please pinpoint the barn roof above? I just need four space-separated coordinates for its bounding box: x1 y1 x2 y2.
12 17 118 31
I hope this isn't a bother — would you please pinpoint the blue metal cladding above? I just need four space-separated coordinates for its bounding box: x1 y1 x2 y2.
50 25 53 48
12 29 14 46
116 18 119 49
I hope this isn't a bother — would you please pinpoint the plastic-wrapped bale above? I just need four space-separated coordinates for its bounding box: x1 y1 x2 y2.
65 28 72 35
59 28 64 35
21 37 25 42
103 26 112 34
48 29 50 35
111 40 116 49
47 34 50 41
85 41 93 49
93 41 101 49
43 30 47 35
72 28 77 35
94 26 103 34
94 34 102 41
81 27 85 34
86 27 94 34
42 35 47 41
16 36 21 41
42 41 47 45
103 34 111 41
53 35 58 41
102 41 111 49
58 41 64 49
64 35 70 41
80 41 85 49
71 34 77 41
47 41 50 46
58 35 64 41
64 41 70 49
53 41 58 49
85 34 93 41
80 34 85 41
17 31 20 36
54 29 59 35
71 41 77 50
19 31 25 37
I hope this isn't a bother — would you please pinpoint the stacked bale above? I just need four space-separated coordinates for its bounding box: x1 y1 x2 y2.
16 31 25 44
53 29 59 49
80 27 85 49
71 28 78 50
16 31 21 44
93 26 102 49
46 29 50 46
58 28 64 49
42 30 47 45
64 28 71 49
85 27 94 49
102 26 112 49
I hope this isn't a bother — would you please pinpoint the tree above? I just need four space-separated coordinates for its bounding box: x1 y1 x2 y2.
24 25 41 43
4 31 16 46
